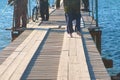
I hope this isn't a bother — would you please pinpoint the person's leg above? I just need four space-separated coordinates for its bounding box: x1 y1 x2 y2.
65 13 67 22
40 3 45 21
14 6 21 29
45 6 49 21
66 13 74 37
82 0 89 11
75 13 81 35
40 9 45 21
85 0 89 10
56 0 60 9
22 7 27 28
22 13 27 28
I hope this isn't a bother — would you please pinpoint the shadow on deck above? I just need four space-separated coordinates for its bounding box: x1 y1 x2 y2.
0 3 112 80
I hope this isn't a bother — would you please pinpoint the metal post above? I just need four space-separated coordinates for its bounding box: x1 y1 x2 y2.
91 0 94 19
95 0 98 27
28 0 31 18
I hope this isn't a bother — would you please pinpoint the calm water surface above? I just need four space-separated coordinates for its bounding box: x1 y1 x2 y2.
0 0 120 76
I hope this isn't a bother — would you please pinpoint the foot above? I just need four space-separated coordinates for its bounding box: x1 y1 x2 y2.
77 31 81 36
68 33 73 38
70 33 73 38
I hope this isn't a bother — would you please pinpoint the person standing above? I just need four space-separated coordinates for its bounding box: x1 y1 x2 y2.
56 0 60 9
40 0 49 21
8 0 28 30
82 0 89 11
63 0 81 37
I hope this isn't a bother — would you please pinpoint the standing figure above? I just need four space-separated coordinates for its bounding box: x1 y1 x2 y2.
56 0 60 9
8 0 28 30
40 0 49 21
82 0 89 11
63 0 81 37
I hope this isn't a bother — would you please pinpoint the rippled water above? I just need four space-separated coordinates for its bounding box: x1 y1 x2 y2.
0 0 13 50
0 0 120 76
0 0 55 50
99 0 120 76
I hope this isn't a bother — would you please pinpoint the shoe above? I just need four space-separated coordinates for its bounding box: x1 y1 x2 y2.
77 31 81 36
70 33 73 38
68 33 73 38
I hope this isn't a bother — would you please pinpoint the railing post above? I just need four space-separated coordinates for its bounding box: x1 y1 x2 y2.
95 0 98 27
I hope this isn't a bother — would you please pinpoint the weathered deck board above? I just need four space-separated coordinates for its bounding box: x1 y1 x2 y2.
0 26 49 80
21 29 64 80
0 1 112 80
69 33 90 80
57 31 91 80
9 29 48 80
81 11 111 80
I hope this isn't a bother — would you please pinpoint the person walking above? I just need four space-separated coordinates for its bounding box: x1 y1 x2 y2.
40 0 49 21
63 0 81 37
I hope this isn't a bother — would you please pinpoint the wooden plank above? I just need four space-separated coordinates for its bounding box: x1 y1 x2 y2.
57 32 69 80
69 35 77 56
14 29 38 52
76 33 90 79
20 28 64 80
82 27 111 79
68 32 90 80
0 27 48 80
9 30 48 80
57 31 91 80
0 30 33 65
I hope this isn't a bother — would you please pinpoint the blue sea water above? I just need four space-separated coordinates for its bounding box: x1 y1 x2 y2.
98 0 120 76
0 0 120 76
0 0 13 50
0 0 55 50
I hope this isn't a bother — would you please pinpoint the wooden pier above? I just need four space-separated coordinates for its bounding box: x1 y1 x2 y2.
0 2 111 80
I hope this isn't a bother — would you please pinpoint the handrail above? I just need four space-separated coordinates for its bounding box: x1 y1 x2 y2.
95 0 98 27
89 0 98 27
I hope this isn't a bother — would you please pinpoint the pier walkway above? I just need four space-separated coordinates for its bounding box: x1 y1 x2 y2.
0 2 111 80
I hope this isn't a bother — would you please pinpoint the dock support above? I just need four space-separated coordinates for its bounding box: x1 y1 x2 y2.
111 73 120 80
89 27 101 53
89 27 113 68
102 58 113 68
11 30 23 41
